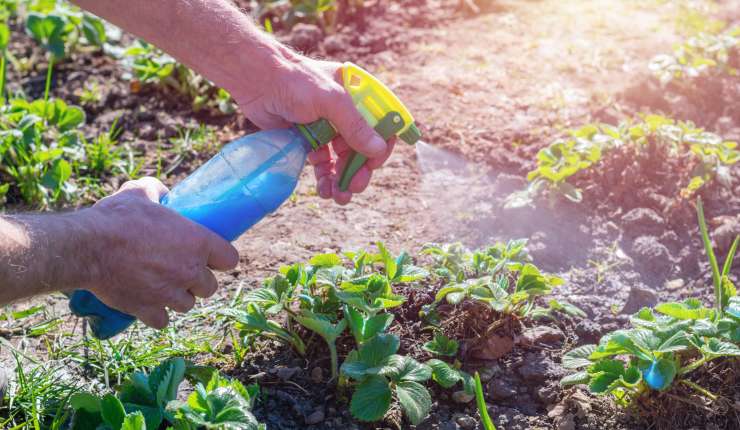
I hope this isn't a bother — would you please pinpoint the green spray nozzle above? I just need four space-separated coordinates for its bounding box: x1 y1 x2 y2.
296 62 421 191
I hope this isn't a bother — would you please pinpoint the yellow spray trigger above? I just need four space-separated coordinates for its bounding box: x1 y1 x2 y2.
296 62 421 191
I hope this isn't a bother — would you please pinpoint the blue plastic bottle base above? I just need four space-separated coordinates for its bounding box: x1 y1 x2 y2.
68 290 136 340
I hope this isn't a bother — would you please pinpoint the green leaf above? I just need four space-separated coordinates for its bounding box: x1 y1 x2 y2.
655 302 715 320
427 359 461 388
350 375 391 422
588 371 621 394
121 412 147 430
388 356 431 382
655 330 690 353
562 344 596 369
560 371 589 386
701 337 740 358
377 242 397 280
422 333 459 357
396 380 432 425
309 253 343 268
101 394 126 429
359 333 400 366
70 392 101 413
81 15 106 46
0 23 9 51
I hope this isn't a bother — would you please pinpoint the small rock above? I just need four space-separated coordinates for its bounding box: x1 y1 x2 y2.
289 23 323 52
455 415 477 430
440 422 460 430
323 34 345 55
276 366 301 381
631 235 673 278
713 215 740 253
567 390 592 418
547 403 567 419
520 326 564 346
621 208 665 237
517 352 563 383
471 334 514 360
574 319 602 343
554 413 575 430
665 278 685 291
488 378 517 400
451 390 475 404
305 409 325 425
310 367 323 384
138 123 157 140
620 284 658 314
535 383 558 404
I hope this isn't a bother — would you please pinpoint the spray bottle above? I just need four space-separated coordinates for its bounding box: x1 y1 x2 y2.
68 62 421 339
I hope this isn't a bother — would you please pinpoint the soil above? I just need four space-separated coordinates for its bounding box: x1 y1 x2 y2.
1 0 740 429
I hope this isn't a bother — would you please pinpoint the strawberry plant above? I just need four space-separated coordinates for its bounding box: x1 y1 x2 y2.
560 199 739 406
25 0 107 60
340 333 433 425
511 115 738 205
121 40 236 114
223 243 426 380
167 372 265 430
649 26 739 87
69 358 265 429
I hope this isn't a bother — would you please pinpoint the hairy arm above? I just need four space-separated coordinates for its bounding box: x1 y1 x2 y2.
0 178 238 328
0 211 99 304
72 0 395 205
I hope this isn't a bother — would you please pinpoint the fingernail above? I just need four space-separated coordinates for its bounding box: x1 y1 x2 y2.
367 136 387 157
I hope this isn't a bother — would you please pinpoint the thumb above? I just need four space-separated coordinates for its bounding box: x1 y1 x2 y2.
318 85 387 158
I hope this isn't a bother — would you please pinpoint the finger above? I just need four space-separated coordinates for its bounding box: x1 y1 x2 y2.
205 231 239 271
347 166 372 194
246 109 292 130
307 146 332 165
332 181 352 205
316 175 334 199
366 137 397 170
318 85 387 158
137 307 169 330
188 268 219 298
118 177 169 202
168 288 196 313
312 160 335 180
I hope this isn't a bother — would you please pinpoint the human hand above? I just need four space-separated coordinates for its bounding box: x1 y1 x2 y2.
235 56 396 205
83 177 239 329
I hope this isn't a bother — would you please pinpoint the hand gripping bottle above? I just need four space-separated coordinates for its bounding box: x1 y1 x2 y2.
68 62 422 339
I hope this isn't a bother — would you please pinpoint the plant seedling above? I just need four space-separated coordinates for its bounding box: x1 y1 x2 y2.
341 333 433 425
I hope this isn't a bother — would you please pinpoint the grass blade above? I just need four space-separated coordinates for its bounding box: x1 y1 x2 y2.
696 198 722 317
474 372 496 430
721 236 739 278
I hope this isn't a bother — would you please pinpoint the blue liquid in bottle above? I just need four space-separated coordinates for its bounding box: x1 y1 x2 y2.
69 128 312 339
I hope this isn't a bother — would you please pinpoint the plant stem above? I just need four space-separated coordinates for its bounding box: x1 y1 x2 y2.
0 53 6 105
679 356 710 376
680 379 718 401
329 344 338 381
44 58 54 101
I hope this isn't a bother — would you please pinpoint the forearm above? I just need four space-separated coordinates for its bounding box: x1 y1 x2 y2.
72 0 297 104
0 212 98 304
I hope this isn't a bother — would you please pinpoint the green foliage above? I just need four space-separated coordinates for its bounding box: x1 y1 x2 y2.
341 334 433 424
650 27 739 86
256 0 339 31
168 372 264 430
513 115 738 205
561 201 740 405
25 0 107 59
423 332 459 357
224 243 426 381
121 40 236 114
0 95 130 207
69 358 265 429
